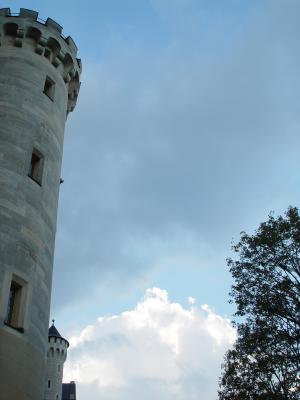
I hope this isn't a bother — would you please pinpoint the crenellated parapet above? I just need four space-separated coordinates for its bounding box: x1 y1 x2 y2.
48 336 69 362
0 8 81 113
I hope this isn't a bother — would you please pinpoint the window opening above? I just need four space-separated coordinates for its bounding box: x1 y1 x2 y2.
28 149 44 185
43 76 55 101
5 281 22 328
44 48 51 59
48 380 51 389
58 364 60 372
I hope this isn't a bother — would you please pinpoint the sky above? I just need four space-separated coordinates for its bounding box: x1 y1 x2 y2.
5 1 300 399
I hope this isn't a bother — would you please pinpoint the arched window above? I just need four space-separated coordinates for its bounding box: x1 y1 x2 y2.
25 27 41 43
2 22 18 46
63 53 74 74
47 37 61 57
3 22 18 36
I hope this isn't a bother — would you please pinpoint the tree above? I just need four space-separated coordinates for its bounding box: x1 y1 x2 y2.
218 207 300 400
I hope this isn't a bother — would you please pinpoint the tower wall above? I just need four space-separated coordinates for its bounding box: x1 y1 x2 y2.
0 9 81 400
45 336 68 400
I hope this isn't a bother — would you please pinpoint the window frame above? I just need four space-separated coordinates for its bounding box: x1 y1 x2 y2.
4 275 28 333
28 148 44 186
43 76 55 101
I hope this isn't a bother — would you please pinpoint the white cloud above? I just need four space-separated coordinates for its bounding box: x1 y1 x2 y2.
64 288 235 400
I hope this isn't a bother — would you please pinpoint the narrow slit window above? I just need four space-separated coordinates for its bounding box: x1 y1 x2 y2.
5 280 23 330
44 48 51 59
48 380 51 389
28 149 44 185
43 76 55 101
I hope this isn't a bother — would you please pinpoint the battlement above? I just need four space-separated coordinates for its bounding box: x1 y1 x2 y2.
47 332 69 364
49 336 69 349
0 8 81 113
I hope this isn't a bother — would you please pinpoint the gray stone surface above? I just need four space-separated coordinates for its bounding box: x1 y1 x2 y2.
0 8 81 400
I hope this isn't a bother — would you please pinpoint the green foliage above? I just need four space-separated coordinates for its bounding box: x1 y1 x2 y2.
218 207 300 400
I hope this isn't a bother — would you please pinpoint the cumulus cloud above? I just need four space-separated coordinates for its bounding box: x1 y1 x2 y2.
64 288 235 400
188 296 196 305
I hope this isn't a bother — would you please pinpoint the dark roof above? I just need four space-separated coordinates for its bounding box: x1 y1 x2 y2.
62 382 76 400
48 324 63 338
48 323 69 347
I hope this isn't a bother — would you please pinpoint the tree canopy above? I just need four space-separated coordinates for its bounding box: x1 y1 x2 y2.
218 207 300 399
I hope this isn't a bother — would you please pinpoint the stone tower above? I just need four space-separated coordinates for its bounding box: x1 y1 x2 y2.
0 8 81 400
44 322 69 400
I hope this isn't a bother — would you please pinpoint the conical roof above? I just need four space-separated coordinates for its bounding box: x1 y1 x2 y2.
48 320 69 347
48 324 62 338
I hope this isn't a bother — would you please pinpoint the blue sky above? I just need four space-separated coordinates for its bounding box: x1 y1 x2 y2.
5 1 300 398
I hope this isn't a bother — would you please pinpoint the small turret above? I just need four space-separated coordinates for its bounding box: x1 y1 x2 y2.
44 321 69 400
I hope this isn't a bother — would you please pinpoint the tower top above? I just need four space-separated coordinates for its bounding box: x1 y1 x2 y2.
0 8 82 113
48 323 69 348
